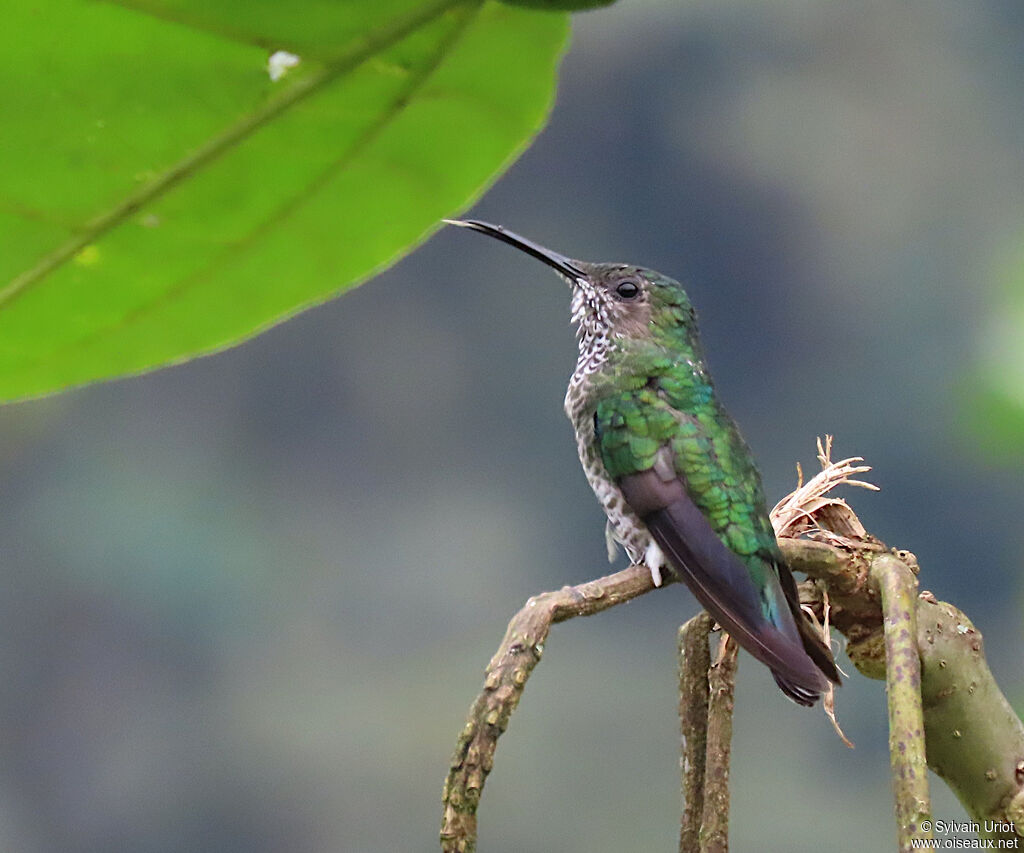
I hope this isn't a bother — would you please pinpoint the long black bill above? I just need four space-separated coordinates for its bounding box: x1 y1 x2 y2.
444 219 586 284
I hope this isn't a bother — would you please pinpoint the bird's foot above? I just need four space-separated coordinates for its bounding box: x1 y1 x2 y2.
644 541 666 587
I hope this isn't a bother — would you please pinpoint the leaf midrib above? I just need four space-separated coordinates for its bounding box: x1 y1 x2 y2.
5 1 485 387
0 0 471 311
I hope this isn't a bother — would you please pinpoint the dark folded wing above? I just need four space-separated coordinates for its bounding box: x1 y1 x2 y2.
618 465 831 703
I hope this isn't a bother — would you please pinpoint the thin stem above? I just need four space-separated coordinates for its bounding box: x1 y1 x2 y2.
700 634 738 853
871 555 933 850
440 564 661 853
439 528 1024 851
679 612 712 853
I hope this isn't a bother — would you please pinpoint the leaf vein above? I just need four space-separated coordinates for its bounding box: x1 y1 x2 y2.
5 1 485 385
0 0 471 310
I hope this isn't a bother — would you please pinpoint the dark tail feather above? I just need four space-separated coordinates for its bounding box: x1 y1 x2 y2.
618 469 838 705
792 598 842 685
772 672 820 707
765 578 841 705
641 506 830 700
775 553 842 687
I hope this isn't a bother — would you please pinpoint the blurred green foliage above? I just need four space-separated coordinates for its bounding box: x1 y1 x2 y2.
0 0 568 402
969 241 1024 456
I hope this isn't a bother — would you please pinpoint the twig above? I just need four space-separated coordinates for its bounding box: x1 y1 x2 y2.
871 555 933 850
440 439 1024 850
679 612 712 853
785 538 1024 844
771 435 878 543
700 634 739 853
440 564 661 853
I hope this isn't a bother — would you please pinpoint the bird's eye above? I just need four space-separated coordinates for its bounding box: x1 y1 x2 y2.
615 280 640 299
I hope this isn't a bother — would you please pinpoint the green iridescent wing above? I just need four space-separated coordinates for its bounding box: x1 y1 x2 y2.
594 381 838 704
595 379 777 566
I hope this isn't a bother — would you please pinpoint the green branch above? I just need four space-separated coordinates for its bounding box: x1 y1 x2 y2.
871 554 933 850
440 564 661 853
441 442 1024 851
916 595 1024 841
786 539 1024 844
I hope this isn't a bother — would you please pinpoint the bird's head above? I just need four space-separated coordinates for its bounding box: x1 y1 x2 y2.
445 220 696 347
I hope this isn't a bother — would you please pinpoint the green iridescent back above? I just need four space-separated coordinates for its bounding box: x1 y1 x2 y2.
591 271 781 588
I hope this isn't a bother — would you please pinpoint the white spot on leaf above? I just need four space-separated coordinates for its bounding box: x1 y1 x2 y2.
267 50 300 82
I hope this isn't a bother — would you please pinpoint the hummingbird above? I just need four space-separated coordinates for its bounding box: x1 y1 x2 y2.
445 219 840 705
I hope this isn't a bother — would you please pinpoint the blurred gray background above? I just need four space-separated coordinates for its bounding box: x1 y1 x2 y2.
2 1 1023 850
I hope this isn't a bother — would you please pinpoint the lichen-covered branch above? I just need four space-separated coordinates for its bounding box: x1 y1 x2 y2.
440 440 1024 851
915 595 1024 842
678 618 739 853
782 539 1024 843
440 564 662 853
700 635 738 853
679 612 712 853
871 555 932 850
775 441 1023 843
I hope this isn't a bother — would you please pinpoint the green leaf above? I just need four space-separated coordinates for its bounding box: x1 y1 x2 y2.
501 0 614 10
0 0 570 402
